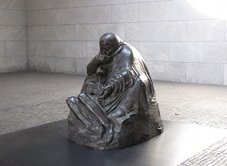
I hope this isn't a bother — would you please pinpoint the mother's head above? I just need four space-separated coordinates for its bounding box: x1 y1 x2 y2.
99 33 121 56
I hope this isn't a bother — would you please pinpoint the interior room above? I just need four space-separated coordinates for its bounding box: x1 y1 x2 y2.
1 0 227 165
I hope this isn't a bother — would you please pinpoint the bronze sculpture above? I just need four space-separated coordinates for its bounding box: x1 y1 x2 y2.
66 33 163 150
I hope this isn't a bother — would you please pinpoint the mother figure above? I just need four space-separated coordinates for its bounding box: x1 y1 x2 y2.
67 33 163 150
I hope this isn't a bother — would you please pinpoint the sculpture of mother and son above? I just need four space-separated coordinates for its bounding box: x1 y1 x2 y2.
66 33 163 150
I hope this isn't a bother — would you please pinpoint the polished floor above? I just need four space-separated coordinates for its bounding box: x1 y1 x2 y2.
0 120 227 166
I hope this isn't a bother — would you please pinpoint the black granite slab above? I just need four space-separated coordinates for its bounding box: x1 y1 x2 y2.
0 120 227 166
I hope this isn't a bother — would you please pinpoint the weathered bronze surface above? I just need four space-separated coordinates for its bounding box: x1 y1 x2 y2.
66 33 163 150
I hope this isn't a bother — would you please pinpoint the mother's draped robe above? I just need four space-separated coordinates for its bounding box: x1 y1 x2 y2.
67 42 163 150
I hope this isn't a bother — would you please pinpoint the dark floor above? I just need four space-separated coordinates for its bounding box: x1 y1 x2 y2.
1 71 227 166
1 120 226 166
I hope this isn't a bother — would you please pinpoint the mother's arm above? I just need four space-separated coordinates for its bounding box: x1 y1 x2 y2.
86 55 101 76
99 48 135 99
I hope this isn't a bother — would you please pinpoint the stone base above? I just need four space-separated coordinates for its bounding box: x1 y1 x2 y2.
0 120 227 166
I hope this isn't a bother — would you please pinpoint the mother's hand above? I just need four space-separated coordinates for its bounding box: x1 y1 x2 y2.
96 54 112 64
99 85 113 99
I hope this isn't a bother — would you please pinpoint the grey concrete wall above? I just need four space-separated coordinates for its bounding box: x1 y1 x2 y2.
25 0 227 86
0 0 27 72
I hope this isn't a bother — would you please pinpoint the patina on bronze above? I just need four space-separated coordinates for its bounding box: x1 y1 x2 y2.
66 33 163 150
